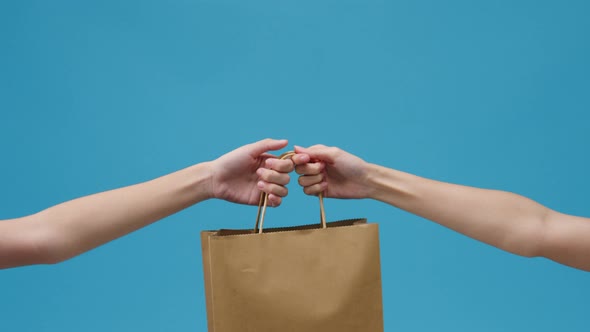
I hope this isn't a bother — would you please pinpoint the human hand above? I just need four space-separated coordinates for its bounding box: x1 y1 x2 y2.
209 138 294 206
292 145 372 199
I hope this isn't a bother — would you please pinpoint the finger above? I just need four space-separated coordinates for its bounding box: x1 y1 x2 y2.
295 162 324 175
257 180 289 197
302 182 327 196
265 158 294 173
257 168 291 186
249 138 289 157
291 153 310 165
267 194 283 207
298 174 323 187
294 145 336 163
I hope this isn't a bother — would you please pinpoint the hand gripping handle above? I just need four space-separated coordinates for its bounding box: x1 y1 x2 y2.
254 151 327 234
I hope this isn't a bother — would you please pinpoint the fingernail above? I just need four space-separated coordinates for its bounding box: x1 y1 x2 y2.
257 181 265 189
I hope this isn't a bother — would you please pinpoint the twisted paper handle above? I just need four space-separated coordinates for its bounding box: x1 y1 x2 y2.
254 151 327 234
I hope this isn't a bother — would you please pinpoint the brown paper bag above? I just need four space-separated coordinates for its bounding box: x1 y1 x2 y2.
201 153 384 332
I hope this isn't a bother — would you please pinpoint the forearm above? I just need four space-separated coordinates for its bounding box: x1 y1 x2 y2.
367 164 549 257
29 162 213 263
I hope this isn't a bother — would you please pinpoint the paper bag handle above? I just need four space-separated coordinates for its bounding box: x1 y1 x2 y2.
254 151 327 234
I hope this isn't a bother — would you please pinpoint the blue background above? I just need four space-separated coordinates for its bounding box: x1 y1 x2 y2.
1 0 589 331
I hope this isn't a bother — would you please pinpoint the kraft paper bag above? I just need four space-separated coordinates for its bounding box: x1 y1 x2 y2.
200 152 384 332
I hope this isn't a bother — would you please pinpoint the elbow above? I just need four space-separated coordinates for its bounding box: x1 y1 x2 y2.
514 245 541 259
502 237 540 258
0 216 71 269
27 218 71 265
509 208 552 259
34 233 71 265
500 210 550 259
38 247 69 265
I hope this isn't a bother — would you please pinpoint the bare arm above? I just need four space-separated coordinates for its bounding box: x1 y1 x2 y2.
294 145 590 271
368 164 590 270
0 138 294 269
0 163 210 268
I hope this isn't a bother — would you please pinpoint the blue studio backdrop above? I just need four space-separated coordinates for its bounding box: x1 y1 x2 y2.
1 1 589 331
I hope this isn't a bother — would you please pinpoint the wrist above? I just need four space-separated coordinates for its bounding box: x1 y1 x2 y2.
364 163 383 200
187 161 216 202
365 163 414 204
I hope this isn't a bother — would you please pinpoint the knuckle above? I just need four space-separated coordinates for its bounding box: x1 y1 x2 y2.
310 164 321 174
295 165 306 175
259 169 270 181
279 160 293 172
273 198 282 206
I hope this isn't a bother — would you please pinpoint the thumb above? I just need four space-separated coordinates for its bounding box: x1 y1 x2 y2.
249 138 289 157
294 145 336 164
